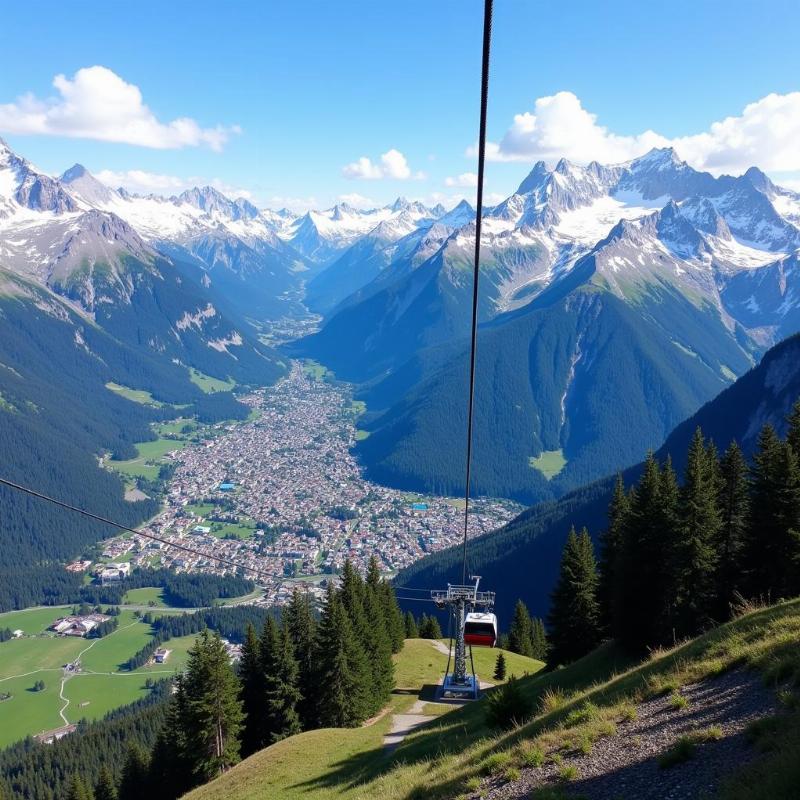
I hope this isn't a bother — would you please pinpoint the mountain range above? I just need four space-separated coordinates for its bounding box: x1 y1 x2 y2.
296 147 800 503
3 134 800 525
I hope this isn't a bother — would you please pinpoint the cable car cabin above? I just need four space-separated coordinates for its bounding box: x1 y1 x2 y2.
464 612 497 647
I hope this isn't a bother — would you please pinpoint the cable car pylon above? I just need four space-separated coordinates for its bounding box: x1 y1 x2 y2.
431 576 495 699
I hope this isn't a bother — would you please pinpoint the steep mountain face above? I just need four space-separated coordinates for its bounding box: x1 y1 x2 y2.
395 333 800 623
0 148 285 388
297 147 800 504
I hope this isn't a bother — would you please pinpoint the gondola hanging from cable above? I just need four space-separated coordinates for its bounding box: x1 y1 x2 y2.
464 611 497 648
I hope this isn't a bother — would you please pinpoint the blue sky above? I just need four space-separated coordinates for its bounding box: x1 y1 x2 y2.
1 0 799 210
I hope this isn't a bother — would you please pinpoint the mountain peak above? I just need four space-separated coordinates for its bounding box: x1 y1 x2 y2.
60 163 117 205
631 146 683 170
516 160 550 195
61 163 90 181
744 166 777 195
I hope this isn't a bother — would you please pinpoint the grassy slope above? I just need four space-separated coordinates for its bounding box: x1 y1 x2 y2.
187 640 544 800
186 600 800 800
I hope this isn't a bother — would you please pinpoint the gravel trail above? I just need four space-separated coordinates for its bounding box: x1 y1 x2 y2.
481 669 781 800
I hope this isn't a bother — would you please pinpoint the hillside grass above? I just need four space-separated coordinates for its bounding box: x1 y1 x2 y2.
189 368 236 393
528 449 567 480
185 599 800 800
105 382 165 407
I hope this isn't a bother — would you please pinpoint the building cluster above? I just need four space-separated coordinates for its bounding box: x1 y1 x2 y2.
50 613 111 638
99 362 521 606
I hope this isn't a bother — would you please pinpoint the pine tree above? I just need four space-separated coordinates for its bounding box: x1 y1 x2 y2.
65 775 93 800
182 630 244 780
284 588 316 729
715 441 750 615
379 580 406 653
149 673 194 800
547 527 600 665
493 651 507 681
746 425 788 598
507 599 534 657
314 583 371 727
419 613 442 639
674 429 721 636
530 617 549 661
260 617 302 743
237 622 264 756
404 610 418 638
118 743 149 800
362 577 395 713
615 453 678 649
94 766 117 800
787 399 800 456
598 475 630 629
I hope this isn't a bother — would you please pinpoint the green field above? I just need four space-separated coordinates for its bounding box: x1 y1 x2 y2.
529 448 567 479
105 382 165 407
108 436 187 479
0 606 74 635
0 609 196 746
210 521 257 540
189 368 236 394
122 587 167 607
154 418 195 437
393 639 543 689
302 360 330 380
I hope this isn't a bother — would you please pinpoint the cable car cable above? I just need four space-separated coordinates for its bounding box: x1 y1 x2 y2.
460 0 493 585
0 475 277 584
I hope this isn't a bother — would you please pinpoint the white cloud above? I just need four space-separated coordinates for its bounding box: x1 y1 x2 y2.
342 148 424 180
481 90 800 176
0 66 239 151
95 168 252 199
445 172 478 188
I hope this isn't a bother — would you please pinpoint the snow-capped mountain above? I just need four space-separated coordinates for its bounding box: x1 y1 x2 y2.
0 138 284 387
297 147 800 506
304 200 467 313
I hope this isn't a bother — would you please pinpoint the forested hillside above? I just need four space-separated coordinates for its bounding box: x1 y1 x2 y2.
395 333 800 624
354 283 751 502
0 266 275 611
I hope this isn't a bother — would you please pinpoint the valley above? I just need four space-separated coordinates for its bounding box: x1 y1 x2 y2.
98 360 521 606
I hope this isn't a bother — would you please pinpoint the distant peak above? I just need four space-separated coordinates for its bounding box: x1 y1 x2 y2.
61 163 90 182
633 147 683 169
744 166 776 194
391 196 410 211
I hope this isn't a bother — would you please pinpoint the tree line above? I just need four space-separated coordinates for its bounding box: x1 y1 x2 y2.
53 557 404 800
124 605 274 670
545 402 800 662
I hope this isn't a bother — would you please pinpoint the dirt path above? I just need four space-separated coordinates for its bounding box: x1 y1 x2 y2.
480 669 781 800
57 621 138 725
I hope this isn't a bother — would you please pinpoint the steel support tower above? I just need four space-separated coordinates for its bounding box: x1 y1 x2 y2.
431 576 495 699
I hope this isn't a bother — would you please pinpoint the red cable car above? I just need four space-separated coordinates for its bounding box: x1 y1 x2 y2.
464 611 497 647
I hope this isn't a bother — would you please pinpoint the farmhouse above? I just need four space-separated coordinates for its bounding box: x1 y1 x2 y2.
50 613 111 637
154 647 171 663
